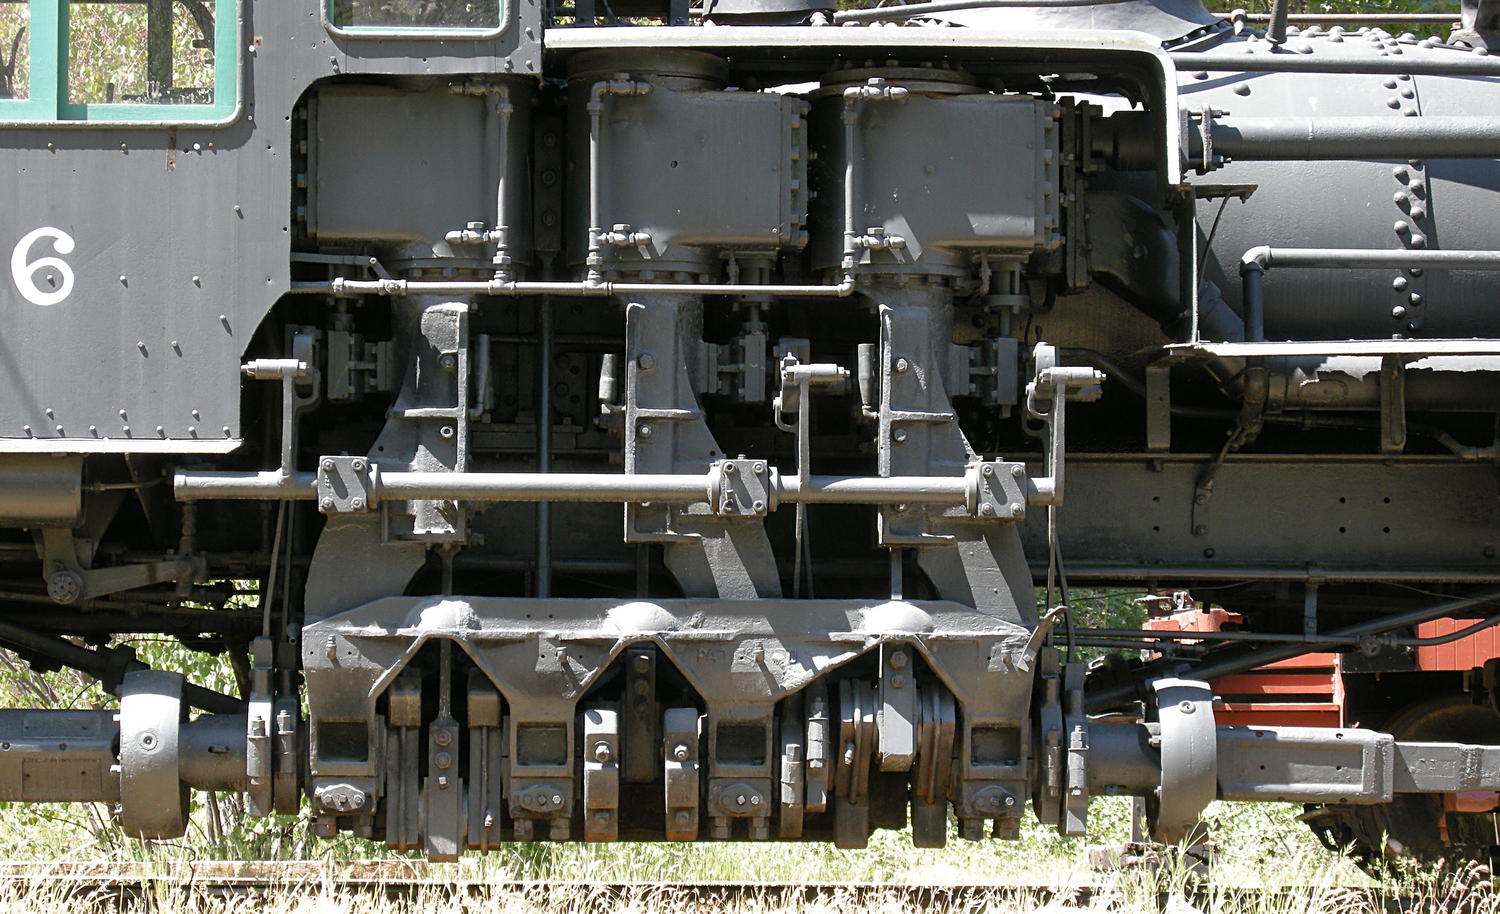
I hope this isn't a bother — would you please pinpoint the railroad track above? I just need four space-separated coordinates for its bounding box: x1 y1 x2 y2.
0 861 1413 912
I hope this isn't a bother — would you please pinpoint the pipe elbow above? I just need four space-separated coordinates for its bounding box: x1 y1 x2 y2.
1240 246 1272 273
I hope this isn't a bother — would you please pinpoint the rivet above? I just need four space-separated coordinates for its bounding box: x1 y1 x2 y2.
1382 78 1398 88
1394 220 1410 234
1409 293 1423 306
1402 107 1419 117
892 428 909 444
1234 84 1251 96
1400 88 1415 99
1392 306 1408 319
1393 191 1410 205
1392 166 1409 180
1392 276 1408 291
1411 234 1427 248
1386 97 1401 109
638 424 653 439
1409 205 1426 220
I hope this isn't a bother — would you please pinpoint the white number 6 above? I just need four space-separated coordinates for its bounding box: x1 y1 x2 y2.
10 227 76 307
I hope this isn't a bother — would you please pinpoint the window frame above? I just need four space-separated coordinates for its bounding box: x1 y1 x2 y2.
0 0 239 124
323 0 508 40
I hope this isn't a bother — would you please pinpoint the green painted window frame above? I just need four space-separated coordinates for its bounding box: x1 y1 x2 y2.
0 0 238 123
324 0 507 39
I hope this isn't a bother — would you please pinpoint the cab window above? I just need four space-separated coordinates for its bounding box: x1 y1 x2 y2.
0 0 236 122
329 0 501 30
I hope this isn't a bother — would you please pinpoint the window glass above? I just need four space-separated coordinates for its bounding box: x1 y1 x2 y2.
0 1 28 101
68 0 215 106
330 0 500 29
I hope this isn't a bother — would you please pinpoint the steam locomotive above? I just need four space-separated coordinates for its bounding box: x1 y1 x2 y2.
1 0 1500 865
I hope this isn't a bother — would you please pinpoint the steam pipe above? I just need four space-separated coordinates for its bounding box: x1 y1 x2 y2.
174 469 981 506
289 278 857 298
1239 248 1500 341
1174 50 1500 77
1208 116 1500 161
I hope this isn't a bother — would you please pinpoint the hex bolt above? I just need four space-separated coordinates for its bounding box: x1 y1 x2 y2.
981 464 995 477
435 730 452 747
980 504 996 516
723 462 737 475
735 794 748 807
637 353 657 370
435 751 452 769
593 741 612 762
672 744 690 761
753 462 767 475
319 497 335 511
893 357 910 374
1009 502 1023 515
351 459 366 472
350 497 365 510
752 500 767 512
551 794 564 807
638 424 654 439
321 459 335 472
1010 465 1024 478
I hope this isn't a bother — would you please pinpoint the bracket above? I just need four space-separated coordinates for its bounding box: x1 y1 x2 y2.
708 458 777 519
317 456 379 514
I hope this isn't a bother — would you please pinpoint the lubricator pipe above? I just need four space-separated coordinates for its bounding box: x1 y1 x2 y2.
1239 248 1500 341
1208 116 1500 161
1173 50 1500 77
174 468 1014 508
1085 586 1500 712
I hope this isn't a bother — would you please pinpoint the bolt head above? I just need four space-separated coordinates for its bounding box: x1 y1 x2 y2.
638 424 653 439
981 464 995 477
351 459 366 472
592 741 612 762
350 497 365 510
892 428 908 444
673 744 690 761
321 459 336 472
722 462 737 475
319 497 335 511
753 462 767 475
46 571 83 605
894 357 910 373
637 353 657 370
